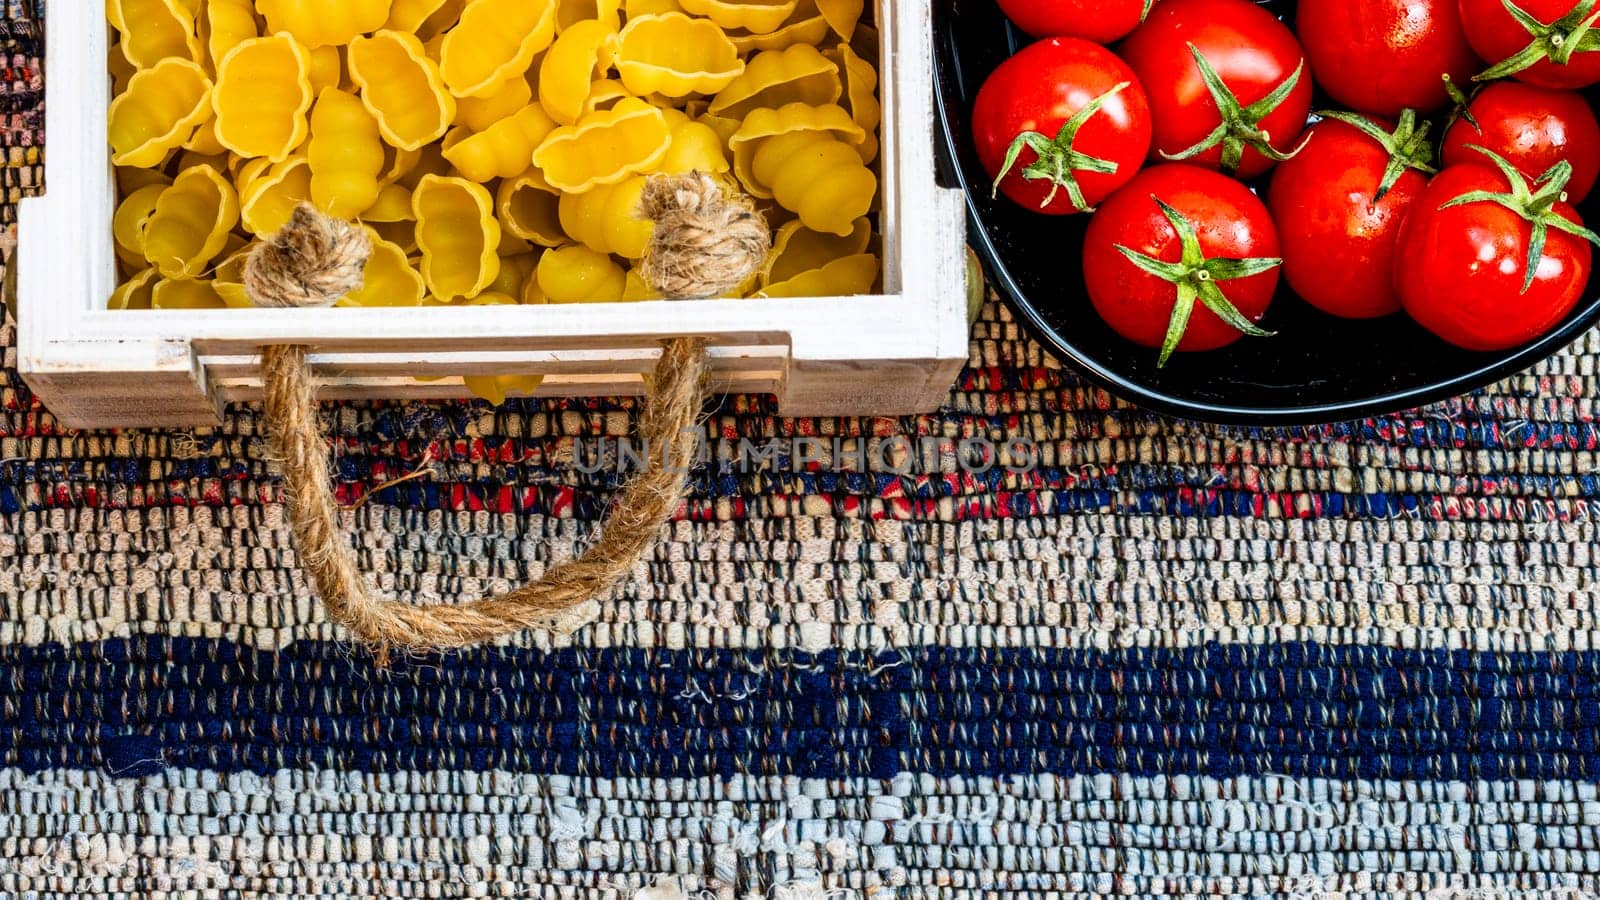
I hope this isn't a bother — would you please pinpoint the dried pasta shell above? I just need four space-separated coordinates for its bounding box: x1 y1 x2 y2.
365 183 415 222
108 58 213 168
307 46 343 95
182 117 226 155
110 0 201 69
396 143 453 189
826 42 879 163
240 155 313 235
309 88 386 218
655 108 730 174
625 0 683 18
112 183 168 264
413 174 502 300
417 0 467 39
439 0 558 99
152 278 229 309
730 101 862 198
212 243 257 308
557 0 622 32
558 175 653 259
442 105 559 182
727 0 829 54
371 220 419 254
538 20 618 126
496 169 565 247
614 14 744 98
116 166 173 196
258 0 391 48
531 97 671 193
487 251 540 297
622 268 663 301
762 217 869 285
814 0 862 40
708 44 839 121
678 0 796 35
456 76 534 131
204 0 257 72
536 245 627 302
581 80 632 117
340 227 428 307
143 165 240 279
349 31 457 151
387 0 451 32
213 35 314 162
109 268 159 311
759 252 877 297
746 129 873 235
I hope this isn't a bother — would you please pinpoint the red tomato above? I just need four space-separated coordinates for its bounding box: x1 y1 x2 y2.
1120 0 1312 179
1441 81 1600 201
1268 113 1434 319
1395 151 1597 350
1297 0 1481 116
971 38 1153 214
1083 163 1281 364
996 0 1158 44
1458 0 1600 88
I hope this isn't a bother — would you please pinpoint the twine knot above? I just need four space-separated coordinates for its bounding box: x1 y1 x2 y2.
639 172 770 299
245 204 372 309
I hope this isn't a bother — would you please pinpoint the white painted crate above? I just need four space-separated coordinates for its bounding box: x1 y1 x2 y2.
18 0 968 430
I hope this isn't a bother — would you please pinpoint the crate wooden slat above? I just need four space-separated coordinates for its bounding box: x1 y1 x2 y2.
18 0 968 429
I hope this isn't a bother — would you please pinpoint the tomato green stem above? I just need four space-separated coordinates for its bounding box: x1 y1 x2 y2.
1440 73 1481 133
1474 0 1600 81
1159 43 1309 174
1315 109 1437 203
1114 197 1279 367
1440 144 1600 293
992 82 1131 213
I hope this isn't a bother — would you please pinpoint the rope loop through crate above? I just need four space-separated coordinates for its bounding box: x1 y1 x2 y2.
247 174 770 660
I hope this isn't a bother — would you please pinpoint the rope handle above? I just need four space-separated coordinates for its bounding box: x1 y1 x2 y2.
247 175 770 659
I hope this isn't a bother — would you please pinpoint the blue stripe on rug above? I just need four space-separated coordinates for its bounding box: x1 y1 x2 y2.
1 638 1596 779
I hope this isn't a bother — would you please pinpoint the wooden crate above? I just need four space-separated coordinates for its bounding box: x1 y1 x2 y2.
17 0 969 429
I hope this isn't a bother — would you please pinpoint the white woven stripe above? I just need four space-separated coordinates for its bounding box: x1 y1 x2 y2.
0 770 1598 898
0 508 1595 652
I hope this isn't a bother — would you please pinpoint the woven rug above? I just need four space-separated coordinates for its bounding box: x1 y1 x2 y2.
6 5 1600 898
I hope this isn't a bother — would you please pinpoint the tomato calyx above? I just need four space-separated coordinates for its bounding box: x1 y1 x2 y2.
1114 197 1280 367
1441 144 1600 292
1315 109 1438 202
1475 0 1600 81
992 82 1133 213
1159 43 1310 174
1441 74 1482 133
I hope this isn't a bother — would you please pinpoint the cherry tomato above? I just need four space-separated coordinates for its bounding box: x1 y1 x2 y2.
1120 0 1312 179
1458 0 1600 88
1394 149 1598 350
996 0 1158 44
1297 0 1481 116
1441 81 1600 201
1268 112 1435 319
1083 163 1281 364
971 37 1153 214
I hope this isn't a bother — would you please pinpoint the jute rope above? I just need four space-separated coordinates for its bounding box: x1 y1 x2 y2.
249 174 769 658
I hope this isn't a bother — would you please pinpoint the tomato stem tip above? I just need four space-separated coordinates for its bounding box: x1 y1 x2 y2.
991 82 1131 213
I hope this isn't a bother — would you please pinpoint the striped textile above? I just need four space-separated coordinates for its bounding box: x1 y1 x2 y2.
5 5 1600 898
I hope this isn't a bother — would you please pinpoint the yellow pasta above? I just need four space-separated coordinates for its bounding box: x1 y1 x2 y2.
212 243 257 308
656 108 730 174
143 165 240 279
307 89 385 220
729 100 861 197
709 44 839 120
442 104 559 182
308 46 344 94
678 0 796 35
538 20 618 126
240 154 313 235
581 80 632 117
814 0 862 40
152 278 230 309
340 227 428 306
110 0 201 69
365 183 416 222
624 0 684 18
413 174 502 299
556 0 622 32
386 0 451 32
536 245 627 302
112 183 169 264
258 0 392 48
348 30 457 150
439 0 558 99
213 35 314 162
457 76 534 131
204 0 258 72
747 130 873 236
760 252 877 297
558 176 653 259
109 268 159 311
621 268 664 301
108 58 213 168
762 217 869 285
416 0 467 39
531 98 671 193
827 42 879 163
487 251 540 297
496 169 566 247
614 14 744 98
728 0 829 54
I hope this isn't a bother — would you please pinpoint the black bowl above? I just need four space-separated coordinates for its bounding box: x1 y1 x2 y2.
934 0 1600 425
